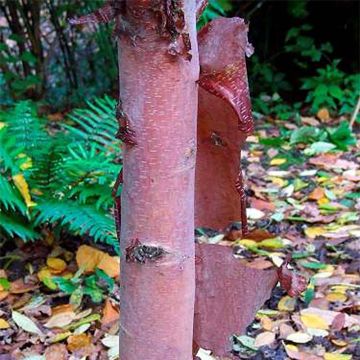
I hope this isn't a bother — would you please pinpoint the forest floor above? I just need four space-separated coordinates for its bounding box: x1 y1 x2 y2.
0 113 359 359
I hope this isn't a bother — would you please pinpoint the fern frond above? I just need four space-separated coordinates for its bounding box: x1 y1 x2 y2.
0 212 38 241
3 101 47 157
0 128 24 173
65 96 119 149
0 175 27 215
35 200 118 250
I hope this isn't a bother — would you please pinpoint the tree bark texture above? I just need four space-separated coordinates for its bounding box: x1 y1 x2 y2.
118 1 199 359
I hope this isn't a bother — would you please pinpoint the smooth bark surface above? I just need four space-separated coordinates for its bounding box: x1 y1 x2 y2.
118 1 199 359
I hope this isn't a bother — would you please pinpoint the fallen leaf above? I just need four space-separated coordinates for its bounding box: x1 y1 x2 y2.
12 311 43 336
254 331 275 347
278 257 307 297
47 257 67 273
246 208 265 220
76 245 105 273
326 292 347 302
44 344 68 360
308 187 325 201
102 299 119 326
0 318 10 329
0 291 9 301
45 305 76 328
286 332 313 344
304 226 327 239
270 158 287 166
12 173 36 207
323 354 352 360
97 254 120 278
300 314 329 330
67 333 91 352
278 295 296 312
317 108 330 121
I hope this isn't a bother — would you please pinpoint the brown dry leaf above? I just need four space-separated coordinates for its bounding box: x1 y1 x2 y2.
331 313 346 332
308 187 325 201
45 304 76 328
97 254 120 278
279 323 295 339
47 112 64 122
47 257 67 273
0 291 9 301
10 279 38 294
0 269 7 278
278 257 307 297
254 331 275 347
44 343 68 360
317 108 330 121
102 299 119 327
67 333 92 352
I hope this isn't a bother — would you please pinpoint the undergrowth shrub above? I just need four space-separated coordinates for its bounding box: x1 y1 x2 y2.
0 97 120 253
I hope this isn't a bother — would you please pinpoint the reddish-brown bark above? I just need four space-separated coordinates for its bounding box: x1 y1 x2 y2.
195 17 254 234
194 244 278 357
117 2 199 359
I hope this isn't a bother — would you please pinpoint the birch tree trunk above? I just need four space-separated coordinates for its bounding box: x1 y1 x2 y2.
118 1 199 359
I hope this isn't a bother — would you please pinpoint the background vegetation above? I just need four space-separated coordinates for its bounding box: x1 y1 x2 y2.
0 0 359 253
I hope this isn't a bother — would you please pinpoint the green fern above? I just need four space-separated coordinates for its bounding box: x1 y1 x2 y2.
0 98 121 251
0 212 38 241
0 175 27 215
35 201 118 252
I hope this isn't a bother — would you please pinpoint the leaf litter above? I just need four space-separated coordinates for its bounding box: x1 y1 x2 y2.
0 115 359 359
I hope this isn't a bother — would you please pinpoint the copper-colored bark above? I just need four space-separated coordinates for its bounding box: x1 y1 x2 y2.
195 17 254 231
194 244 278 357
118 2 199 359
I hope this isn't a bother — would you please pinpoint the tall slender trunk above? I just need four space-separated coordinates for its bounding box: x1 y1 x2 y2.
118 1 199 359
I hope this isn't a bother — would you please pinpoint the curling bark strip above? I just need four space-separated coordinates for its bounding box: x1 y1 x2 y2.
195 17 254 234
117 1 199 359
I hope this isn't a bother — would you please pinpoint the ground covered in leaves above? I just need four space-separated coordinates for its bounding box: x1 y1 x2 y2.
0 113 359 359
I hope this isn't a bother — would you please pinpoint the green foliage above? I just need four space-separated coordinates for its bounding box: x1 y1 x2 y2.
54 268 114 304
0 98 120 252
197 0 233 29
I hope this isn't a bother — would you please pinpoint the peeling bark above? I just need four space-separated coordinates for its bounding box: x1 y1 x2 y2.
194 244 278 357
195 17 254 233
117 1 199 359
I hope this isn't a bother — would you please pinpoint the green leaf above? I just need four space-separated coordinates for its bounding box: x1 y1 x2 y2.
301 262 327 270
304 141 336 156
53 277 76 294
95 268 115 291
234 335 258 351
0 277 10 291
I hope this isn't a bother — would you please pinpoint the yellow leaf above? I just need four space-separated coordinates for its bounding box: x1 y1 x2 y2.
76 245 106 273
47 258 67 273
304 226 326 239
67 334 92 352
0 318 10 329
236 239 258 248
260 316 273 331
270 158 287 166
97 254 120 278
258 238 284 250
326 292 347 302
318 197 329 205
301 313 328 330
12 174 36 208
278 296 296 312
17 154 33 170
270 177 287 187
317 108 330 122
324 353 352 360
331 339 348 347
